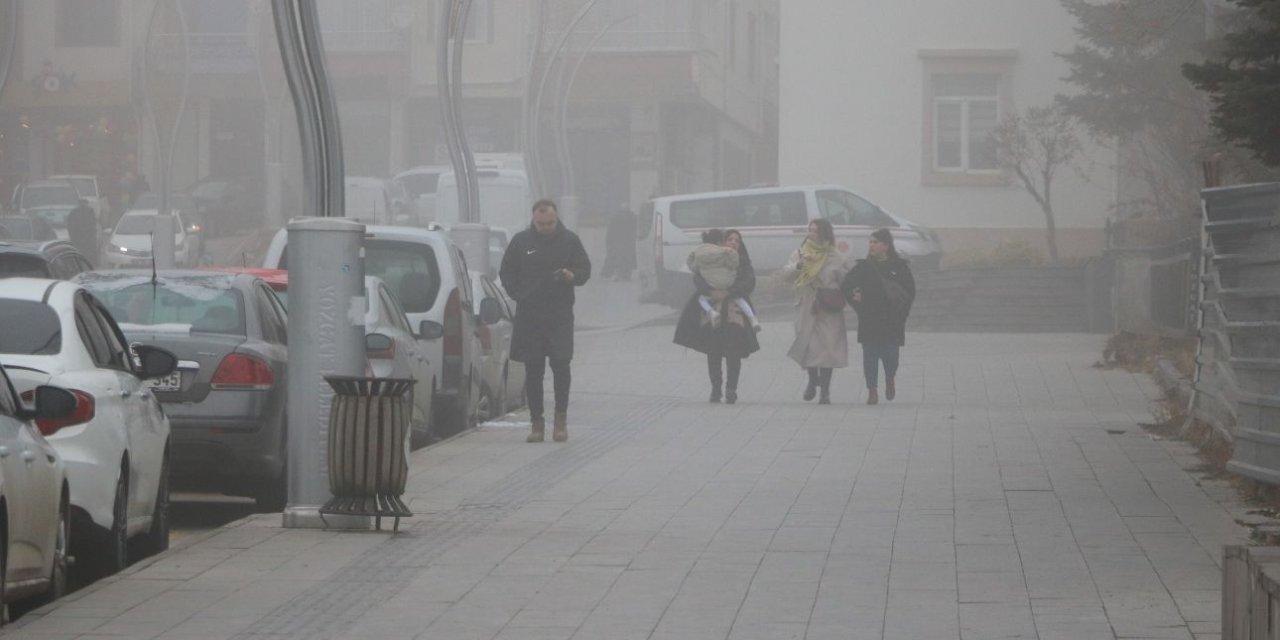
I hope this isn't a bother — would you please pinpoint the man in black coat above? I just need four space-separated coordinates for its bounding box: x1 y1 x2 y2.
66 198 99 264
500 199 592 443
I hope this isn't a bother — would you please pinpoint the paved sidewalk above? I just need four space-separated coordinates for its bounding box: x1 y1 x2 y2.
8 327 1252 639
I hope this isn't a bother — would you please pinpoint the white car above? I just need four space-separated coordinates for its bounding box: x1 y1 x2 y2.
0 366 72 617
103 209 194 269
48 174 105 221
0 278 177 575
469 270 524 420
392 165 448 226
363 276 434 442
263 225 482 443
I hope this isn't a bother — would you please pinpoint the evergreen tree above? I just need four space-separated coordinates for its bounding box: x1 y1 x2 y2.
1183 0 1280 167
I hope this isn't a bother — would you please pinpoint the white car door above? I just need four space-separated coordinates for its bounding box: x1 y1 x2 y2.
0 383 40 581
377 285 432 422
86 297 165 525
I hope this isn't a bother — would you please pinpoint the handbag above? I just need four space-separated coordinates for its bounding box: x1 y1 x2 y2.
813 287 845 313
872 263 911 314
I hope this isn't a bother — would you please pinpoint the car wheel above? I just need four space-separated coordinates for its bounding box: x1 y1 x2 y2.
138 452 170 557
100 471 129 575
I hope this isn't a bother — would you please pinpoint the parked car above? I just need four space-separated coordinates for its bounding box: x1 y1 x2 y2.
362 275 435 441
9 180 79 217
468 270 524 420
263 225 481 442
103 209 196 269
75 270 289 509
127 193 207 262
637 185 944 305
0 215 59 242
0 278 177 574
0 240 94 279
392 165 448 226
48 174 105 221
0 365 72 617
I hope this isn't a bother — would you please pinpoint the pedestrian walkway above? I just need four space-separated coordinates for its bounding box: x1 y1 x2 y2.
8 327 1250 639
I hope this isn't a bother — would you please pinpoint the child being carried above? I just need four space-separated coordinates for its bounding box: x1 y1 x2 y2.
687 229 761 331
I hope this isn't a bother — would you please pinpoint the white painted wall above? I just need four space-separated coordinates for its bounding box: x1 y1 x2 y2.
779 0 1116 230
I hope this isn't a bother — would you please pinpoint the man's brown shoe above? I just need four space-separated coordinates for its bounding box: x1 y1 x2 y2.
867 388 879 405
527 417 545 443
885 378 896 401
552 412 568 442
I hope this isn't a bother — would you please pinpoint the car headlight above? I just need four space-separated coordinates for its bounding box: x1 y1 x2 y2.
109 243 127 254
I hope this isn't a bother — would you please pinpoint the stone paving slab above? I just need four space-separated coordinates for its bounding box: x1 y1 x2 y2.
5 328 1255 640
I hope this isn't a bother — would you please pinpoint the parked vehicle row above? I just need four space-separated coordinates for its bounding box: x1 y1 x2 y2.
0 277 180 621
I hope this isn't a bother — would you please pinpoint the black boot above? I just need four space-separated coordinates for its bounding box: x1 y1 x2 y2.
818 368 833 404
804 368 818 401
708 355 723 403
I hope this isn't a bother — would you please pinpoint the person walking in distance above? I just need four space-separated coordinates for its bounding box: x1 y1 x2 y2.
67 198 100 264
500 199 592 442
783 219 849 404
841 228 916 404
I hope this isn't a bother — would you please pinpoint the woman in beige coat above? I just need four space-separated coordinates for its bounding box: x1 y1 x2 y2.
783 219 849 404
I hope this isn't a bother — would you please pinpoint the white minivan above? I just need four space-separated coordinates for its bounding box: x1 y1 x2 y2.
636 185 943 305
433 168 533 240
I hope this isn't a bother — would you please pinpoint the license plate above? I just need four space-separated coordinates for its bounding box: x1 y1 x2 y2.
146 371 182 392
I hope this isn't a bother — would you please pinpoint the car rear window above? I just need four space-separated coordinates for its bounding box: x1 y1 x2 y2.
0 253 52 278
0 299 61 354
84 278 247 336
366 240 441 313
669 192 807 229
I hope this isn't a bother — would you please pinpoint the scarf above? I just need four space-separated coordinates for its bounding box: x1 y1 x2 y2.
794 239 832 289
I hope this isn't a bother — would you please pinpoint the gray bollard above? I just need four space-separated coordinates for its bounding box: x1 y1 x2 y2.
153 213 176 269
283 217 369 529
449 222 490 277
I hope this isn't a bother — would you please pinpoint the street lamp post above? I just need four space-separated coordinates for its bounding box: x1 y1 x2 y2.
141 0 193 269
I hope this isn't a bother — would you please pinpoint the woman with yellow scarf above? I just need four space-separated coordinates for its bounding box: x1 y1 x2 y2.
783 219 849 403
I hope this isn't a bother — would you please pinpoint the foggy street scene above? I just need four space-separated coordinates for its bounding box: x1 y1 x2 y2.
0 1 1279 639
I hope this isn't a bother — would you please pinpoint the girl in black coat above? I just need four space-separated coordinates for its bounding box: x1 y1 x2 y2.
841 228 916 405
673 229 760 403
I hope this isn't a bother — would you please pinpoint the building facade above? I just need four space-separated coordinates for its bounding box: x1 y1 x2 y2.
778 0 1118 261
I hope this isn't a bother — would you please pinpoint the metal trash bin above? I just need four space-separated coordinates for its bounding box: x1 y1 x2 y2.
319 376 415 531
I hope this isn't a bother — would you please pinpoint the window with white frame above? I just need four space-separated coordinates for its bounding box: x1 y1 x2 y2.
932 73 1000 173
919 51 1014 186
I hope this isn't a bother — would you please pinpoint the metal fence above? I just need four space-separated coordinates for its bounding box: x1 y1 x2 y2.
1196 183 1280 485
1106 217 1202 337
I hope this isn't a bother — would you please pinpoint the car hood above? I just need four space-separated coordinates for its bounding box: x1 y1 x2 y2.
111 232 183 251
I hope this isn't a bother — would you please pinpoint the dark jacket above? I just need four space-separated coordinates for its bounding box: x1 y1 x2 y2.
673 249 760 358
67 203 98 260
500 221 591 361
841 256 915 346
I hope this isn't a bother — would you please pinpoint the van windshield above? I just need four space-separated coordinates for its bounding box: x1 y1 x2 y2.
669 192 807 229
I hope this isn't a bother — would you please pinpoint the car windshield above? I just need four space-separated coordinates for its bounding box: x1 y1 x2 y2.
0 253 52 278
22 185 79 208
30 207 72 226
0 299 61 354
115 214 183 235
83 277 247 336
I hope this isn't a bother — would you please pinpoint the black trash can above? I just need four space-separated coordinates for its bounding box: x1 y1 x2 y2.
319 375 415 530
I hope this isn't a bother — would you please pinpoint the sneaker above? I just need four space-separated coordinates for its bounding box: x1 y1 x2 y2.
885 378 896 401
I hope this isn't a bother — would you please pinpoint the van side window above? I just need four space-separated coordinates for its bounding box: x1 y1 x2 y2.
819 190 895 227
670 192 807 229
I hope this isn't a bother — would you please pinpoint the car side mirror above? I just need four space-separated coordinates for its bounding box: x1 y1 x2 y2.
417 320 445 340
134 344 178 379
23 385 78 422
478 298 502 325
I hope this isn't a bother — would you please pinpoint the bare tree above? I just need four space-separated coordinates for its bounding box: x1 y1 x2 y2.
992 105 1083 262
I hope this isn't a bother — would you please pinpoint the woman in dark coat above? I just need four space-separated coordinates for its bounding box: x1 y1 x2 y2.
673 229 760 403
841 228 916 405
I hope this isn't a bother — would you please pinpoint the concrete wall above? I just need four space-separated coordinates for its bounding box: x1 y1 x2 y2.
779 0 1117 241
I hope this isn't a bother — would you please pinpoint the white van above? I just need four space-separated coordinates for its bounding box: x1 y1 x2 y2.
392 165 449 226
434 168 534 239
637 185 943 305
